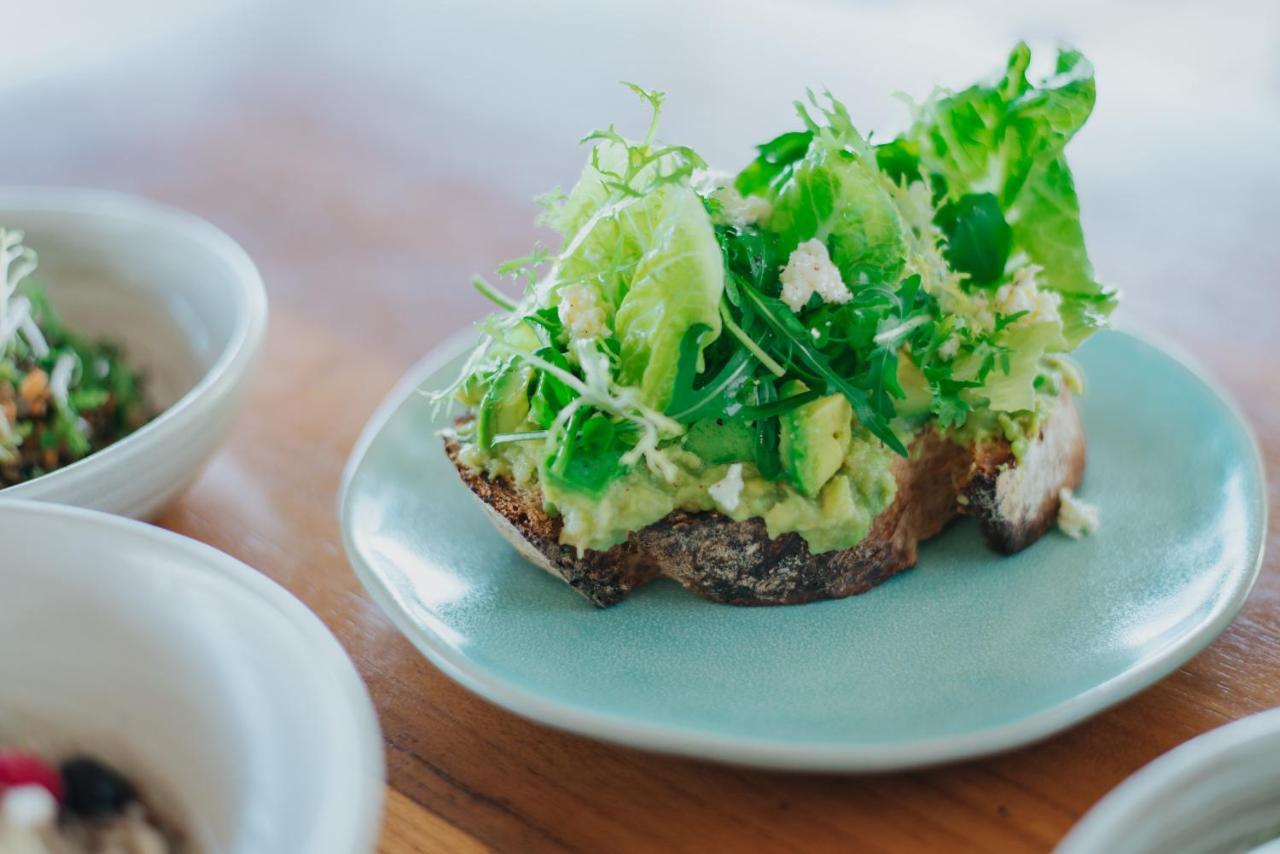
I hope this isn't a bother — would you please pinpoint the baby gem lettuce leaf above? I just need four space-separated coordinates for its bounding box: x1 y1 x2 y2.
664 322 755 423
544 134 724 411
975 321 1066 412
612 185 725 408
904 42 1116 344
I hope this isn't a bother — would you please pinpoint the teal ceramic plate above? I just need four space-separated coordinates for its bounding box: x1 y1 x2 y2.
340 330 1265 771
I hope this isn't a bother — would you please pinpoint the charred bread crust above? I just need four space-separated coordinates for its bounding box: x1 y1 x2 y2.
963 393 1086 553
446 392 1085 607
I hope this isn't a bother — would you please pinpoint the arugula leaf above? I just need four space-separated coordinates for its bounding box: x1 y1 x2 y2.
750 378 783 480
544 408 629 497
874 138 922 186
716 222 784 296
734 130 813 198
935 193 1012 286
528 347 577 429
664 323 756 423
681 416 757 464
737 387 821 420
735 280 907 456
746 93 908 288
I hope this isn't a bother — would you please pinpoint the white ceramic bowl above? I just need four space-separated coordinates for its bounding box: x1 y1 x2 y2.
0 188 267 518
1059 708 1280 853
0 500 384 853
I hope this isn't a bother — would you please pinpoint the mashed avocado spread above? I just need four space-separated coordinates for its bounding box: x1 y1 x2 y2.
459 423 899 553
444 45 1114 556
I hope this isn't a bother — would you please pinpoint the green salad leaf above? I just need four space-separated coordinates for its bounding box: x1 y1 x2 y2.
540 93 724 411
755 95 907 286
904 42 1116 345
934 193 1011 285
735 130 813 198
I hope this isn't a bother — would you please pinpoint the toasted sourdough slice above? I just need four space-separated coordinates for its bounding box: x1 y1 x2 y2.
445 392 1085 607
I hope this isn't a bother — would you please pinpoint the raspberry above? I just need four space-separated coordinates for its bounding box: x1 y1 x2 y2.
0 750 63 802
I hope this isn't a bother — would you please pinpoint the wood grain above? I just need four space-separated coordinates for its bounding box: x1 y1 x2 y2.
4 3 1277 851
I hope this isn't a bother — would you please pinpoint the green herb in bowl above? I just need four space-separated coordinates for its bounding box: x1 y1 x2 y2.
0 229 150 487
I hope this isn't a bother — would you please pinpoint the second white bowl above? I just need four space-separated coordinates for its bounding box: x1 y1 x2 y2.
0 188 267 518
1059 708 1280 853
0 499 384 852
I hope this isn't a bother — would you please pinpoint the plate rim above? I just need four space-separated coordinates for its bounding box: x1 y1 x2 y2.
340 327 1268 771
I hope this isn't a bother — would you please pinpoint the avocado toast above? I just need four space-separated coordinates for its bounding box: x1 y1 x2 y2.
441 44 1115 606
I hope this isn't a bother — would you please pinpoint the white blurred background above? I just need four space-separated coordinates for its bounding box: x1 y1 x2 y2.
3 1 1277 386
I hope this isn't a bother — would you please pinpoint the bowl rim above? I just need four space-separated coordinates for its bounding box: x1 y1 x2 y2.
0 497 385 853
338 325 1268 772
0 187 268 497
1057 707 1280 852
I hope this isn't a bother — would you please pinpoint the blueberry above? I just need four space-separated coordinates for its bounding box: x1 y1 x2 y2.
58 756 137 818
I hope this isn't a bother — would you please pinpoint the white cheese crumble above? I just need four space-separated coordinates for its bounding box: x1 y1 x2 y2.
995 265 1061 325
556 284 608 341
779 239 850 313
936 333 961 361
712 185 773 228
708 463 745 513
1057 488 1099 539
968 265 1062 333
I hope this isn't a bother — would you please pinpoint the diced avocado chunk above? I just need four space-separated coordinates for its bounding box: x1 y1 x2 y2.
474 320 541 447
895 356 933 419
476 358 532 448
682 417 757 464
498 319 541 351
779 381 853 497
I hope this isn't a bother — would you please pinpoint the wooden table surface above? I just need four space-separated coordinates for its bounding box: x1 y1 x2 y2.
6 2 1278 851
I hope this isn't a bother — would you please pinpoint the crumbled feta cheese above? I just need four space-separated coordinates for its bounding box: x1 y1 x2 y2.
1057 488 1099 539
556 284 607 341
779 239 850 313
995 265 1061 325
712 185 773 228
708 463 745 513
693 169 773 228
937 333 961 361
